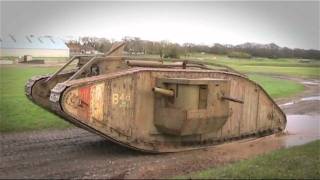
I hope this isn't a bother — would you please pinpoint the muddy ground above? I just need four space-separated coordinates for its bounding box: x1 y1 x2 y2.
0 76 319 179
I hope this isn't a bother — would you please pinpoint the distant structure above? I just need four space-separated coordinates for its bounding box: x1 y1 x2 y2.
0 34 69 57
66 41 96 56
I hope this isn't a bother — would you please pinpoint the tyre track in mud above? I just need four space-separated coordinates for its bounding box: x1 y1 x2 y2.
1 129 142 179
1 76 319 179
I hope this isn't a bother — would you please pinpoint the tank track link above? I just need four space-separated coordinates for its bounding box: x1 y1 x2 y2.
25 75 50 101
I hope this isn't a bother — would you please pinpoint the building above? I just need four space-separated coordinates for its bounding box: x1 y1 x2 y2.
0 35 69 57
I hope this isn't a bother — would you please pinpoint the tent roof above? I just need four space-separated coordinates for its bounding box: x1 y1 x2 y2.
0 35 69 50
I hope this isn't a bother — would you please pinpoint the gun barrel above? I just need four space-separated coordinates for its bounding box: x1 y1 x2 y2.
152 87 175 97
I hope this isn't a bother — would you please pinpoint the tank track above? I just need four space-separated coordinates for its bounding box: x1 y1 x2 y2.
25 75 50 101
25 73 283 153
25 75 104 140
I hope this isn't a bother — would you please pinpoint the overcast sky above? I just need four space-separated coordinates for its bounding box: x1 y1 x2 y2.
1 1 319 49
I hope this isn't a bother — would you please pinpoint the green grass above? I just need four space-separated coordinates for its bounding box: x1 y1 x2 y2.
177 140 320 179
0 66 71 132
249 74 304 98
237 66 319 78
187 53 320 78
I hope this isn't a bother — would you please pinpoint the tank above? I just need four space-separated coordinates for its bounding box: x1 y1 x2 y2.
25 42 286 153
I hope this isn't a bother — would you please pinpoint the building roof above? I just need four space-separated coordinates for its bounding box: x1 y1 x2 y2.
0 35 69 50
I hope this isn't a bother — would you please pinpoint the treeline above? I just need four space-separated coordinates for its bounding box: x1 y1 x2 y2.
72 37 320 60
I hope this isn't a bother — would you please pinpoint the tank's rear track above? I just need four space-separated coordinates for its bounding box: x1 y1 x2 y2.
25 43 286 153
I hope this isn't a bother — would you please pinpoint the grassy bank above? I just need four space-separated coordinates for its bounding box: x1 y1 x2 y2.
0 66 71 132
177 140 320 179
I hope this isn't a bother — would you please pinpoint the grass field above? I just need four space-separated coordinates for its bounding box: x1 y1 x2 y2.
177 140 320 179
187 53 320 78
0 65 305 132
249 74 304 98
237 66 319 78
0 66 71 132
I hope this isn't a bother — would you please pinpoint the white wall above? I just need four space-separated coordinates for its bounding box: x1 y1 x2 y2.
0 48 69 57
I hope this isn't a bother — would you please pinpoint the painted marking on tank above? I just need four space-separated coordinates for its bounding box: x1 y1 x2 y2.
90 83 105 122
78 86 91 121
112 93 131 108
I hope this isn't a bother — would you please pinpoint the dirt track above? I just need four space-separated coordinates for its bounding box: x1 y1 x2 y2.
1 76 319 179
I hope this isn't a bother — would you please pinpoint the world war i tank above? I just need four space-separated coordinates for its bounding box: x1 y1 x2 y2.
25 42 286 153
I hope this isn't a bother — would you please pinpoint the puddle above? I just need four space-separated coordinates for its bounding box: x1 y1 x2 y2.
234 114 320 152
301 81 320 85
279 94 320 147
286 115 319 135
282 115 320 148
301 96 320 101
280 102 294 106
279 95 320 107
